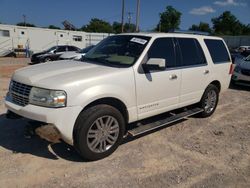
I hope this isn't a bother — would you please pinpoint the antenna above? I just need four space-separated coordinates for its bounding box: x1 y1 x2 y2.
23 14 26 27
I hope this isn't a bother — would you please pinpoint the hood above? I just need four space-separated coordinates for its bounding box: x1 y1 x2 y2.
12 60 120 89
60 52 78 59
238 60 250 70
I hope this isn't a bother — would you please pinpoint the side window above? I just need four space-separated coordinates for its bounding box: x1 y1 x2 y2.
68 46 78 51
56 46 66 52
147 38 176 68
177 38 206 66
204 39 230 63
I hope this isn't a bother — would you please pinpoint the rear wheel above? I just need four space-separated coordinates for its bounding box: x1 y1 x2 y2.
74 104 125 161
198 84 219 118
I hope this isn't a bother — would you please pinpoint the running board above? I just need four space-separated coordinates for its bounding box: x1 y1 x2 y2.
128 107 203 137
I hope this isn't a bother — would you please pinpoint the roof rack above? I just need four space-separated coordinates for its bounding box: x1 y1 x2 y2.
169 29 210 36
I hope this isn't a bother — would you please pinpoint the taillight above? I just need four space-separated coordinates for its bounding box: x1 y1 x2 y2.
229 64 234 75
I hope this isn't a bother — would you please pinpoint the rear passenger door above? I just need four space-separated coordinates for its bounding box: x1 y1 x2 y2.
135 37 181 120
176 38 210 106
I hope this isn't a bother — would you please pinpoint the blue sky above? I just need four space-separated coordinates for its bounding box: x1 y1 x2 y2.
0 0 249 31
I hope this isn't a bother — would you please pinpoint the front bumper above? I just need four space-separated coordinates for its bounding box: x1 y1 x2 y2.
5 96 82 145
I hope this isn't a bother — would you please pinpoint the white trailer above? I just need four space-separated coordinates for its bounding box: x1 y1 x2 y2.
0 24 111 56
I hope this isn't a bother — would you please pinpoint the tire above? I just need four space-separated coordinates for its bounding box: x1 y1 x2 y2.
74 104 125 161
44 57 51 62
198 84 219 118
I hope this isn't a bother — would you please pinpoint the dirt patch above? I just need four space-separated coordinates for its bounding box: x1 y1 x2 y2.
0 58 249 187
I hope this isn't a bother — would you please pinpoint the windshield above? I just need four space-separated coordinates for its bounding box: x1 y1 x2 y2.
46 46 57 53
82 35 151 67
245 55 250 61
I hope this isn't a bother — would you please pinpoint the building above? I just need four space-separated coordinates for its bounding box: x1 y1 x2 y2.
0 24 111 57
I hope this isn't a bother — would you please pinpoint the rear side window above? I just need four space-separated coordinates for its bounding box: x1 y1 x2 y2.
148 38 176 68
204 39 230 63
177 38 206 66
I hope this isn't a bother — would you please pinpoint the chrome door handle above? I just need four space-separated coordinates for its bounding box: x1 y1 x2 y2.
204 70 209 74
169 74 178 80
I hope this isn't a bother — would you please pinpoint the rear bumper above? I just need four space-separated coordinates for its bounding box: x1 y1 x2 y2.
5 96 82 145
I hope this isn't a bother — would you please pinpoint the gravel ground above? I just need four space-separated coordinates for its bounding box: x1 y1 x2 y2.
0 58 249 188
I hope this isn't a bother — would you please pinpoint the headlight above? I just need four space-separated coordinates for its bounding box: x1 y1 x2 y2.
234 66 241 73
29 87 67 108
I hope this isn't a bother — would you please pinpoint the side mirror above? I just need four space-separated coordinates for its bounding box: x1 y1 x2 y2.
144 58 166 71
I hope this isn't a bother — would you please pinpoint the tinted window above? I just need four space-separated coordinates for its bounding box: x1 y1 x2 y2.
148 38 176 68
177 38 206 66
68 46 78 51
56 46 66 52
204 39 230 63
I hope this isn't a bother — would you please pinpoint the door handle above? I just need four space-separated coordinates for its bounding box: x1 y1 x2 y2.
204 70 209 74
169 74 178 80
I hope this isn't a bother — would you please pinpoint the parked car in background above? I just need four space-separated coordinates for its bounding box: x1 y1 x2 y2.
59 45 95 60
232 55 250 86
30 45 80 64
235 46 250 52
231 52 245 65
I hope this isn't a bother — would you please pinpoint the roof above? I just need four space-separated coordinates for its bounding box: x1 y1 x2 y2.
118 32 223 40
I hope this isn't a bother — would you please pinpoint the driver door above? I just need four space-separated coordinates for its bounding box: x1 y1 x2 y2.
134 37 181 120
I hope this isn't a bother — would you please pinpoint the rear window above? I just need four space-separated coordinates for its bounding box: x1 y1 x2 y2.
204 39 230 63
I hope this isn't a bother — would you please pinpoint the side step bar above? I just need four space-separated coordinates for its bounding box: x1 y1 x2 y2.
128 107 203 137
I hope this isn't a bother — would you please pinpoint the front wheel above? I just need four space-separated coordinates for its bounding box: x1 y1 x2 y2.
44 57 51 62
198 84 219 118
74 104 125 161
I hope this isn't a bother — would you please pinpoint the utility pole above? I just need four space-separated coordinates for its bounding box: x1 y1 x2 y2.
121 0 125 33
135 0 140 32
23 14 26 27
128 12 132 32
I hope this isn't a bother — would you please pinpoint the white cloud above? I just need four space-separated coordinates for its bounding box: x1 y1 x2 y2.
214 0 247 6
189 6 216 15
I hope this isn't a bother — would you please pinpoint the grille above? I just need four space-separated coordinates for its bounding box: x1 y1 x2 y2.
241 68 250 76
9 80 32 106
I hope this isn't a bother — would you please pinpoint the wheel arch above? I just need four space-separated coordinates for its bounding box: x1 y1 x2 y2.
73 97 129 143
209 80 221 92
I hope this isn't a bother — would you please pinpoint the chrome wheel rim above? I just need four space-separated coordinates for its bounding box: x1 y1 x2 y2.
87 116 119 153
204 90 217 113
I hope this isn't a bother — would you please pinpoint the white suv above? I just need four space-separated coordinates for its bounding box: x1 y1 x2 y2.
5 33 232 160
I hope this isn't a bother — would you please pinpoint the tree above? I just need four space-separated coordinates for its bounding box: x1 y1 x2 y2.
155 6 182 32
189 22 212 33
242 24 250 35
16 22 36 27
81 18 113 33
48 25 61 30
112 22 136 33
211 11 243 35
